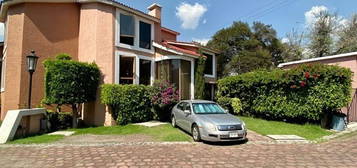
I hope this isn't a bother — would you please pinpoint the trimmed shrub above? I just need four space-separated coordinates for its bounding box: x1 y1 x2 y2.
101 84 153 125
231 98 242 114
43 55 100 128
47 111 72 131
55 53 72 60
217 63 352 123
151 80 180 121
217 96 232 112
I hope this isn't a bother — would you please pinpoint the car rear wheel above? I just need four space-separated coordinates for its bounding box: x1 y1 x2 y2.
171 115 177 128
192 125 201 142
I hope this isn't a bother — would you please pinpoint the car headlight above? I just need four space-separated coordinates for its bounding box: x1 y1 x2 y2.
206 123 217 131
241 121 246 130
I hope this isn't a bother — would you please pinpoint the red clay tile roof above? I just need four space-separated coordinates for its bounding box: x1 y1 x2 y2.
159 41 203 57
166 41 220 53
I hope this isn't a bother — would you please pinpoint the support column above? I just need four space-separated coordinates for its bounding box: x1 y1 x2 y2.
190 60 195 100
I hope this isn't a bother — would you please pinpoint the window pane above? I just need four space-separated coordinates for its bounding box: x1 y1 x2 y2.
203 53 213 75
120 14 135 46
120 36 134 46
139 21 151 49
120 56 134 84
156 60 179 89
120 14 135 36
139 59 151 85
180 60 191 100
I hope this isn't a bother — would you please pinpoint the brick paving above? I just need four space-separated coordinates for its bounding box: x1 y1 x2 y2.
0 134 356 168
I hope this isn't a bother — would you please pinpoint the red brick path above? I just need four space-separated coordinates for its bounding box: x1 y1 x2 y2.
0 134 356 168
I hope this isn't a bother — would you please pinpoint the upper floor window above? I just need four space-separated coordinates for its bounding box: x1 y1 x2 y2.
139 21 151 49
120 14 135 46
204 53 213 75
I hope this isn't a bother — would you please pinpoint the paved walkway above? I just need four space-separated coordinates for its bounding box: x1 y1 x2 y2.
0 132 356 168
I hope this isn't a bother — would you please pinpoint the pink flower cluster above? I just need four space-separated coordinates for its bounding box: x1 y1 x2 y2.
152 81 180 106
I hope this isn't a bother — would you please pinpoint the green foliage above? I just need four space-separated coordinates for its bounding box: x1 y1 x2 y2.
207 21 283 77
217 97 232 112
336 14 357 54
9 135 64 144
43 56 100 128
231 98 242 114
308 11 337 58
43 59 100 105
46 111 72 131
151 80 180 121
281 30 304 62
217 64 352 123
194 55 206 99
55 53 72 60
101 84 153 125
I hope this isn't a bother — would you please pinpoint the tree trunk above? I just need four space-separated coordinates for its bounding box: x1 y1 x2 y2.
72 104 78 128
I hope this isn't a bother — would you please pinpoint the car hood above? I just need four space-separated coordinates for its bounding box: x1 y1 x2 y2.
196 114 242 125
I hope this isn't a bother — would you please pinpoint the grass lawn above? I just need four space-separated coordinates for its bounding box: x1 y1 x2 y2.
238 116 333 140
8 124 191 144
9 135 64 144
70 124 192 142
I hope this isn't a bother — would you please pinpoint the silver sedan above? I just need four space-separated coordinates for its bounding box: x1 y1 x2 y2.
171 100 247 142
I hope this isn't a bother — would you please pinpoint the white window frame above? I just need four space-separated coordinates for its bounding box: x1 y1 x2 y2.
115 51 155 85
155 55 195 100
203 52 216 79
115 8 155 54
1 19 8 92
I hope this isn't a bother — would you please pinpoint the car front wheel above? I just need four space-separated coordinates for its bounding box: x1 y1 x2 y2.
192 125 201 142
171 115 177 128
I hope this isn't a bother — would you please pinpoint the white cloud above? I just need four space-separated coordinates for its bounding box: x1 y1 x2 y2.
192 38 210 45
304 5 328 26
281 37 289 43
203 19 207 24
176 2 207 29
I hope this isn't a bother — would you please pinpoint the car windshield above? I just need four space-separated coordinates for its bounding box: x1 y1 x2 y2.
192 103 226 114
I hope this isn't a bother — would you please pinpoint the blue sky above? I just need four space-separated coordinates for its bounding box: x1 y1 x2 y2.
0 0 356 43
117 0 357 44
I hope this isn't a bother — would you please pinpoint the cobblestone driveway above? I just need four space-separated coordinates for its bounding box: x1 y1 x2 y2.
0 134 356 168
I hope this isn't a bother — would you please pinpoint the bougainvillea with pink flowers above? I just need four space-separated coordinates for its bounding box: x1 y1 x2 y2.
151 80 180 121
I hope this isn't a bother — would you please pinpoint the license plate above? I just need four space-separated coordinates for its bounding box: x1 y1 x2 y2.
229 132 239 138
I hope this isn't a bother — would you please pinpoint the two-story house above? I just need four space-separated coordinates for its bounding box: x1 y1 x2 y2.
0 0 218 126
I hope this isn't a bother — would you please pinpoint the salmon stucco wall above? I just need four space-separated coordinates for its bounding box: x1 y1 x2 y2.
1 3 80 120
161 30 177 41
78 3 115 126
282 55 357 89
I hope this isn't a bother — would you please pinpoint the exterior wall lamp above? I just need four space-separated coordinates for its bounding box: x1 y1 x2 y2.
26 50 38 109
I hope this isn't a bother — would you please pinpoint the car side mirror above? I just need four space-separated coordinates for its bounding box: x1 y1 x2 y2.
184 110 191 115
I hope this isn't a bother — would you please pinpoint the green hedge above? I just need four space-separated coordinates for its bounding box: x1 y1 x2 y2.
217 64 352 123
101 84 153 125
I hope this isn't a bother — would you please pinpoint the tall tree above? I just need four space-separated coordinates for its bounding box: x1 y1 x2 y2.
308 11 337 58
252 22 284 66
281 29 305 62
336 14 357 54
207 21 281 76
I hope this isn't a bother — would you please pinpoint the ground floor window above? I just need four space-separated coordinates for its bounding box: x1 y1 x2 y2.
156 59 192 100
139 59 151 85
119 56 134 84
